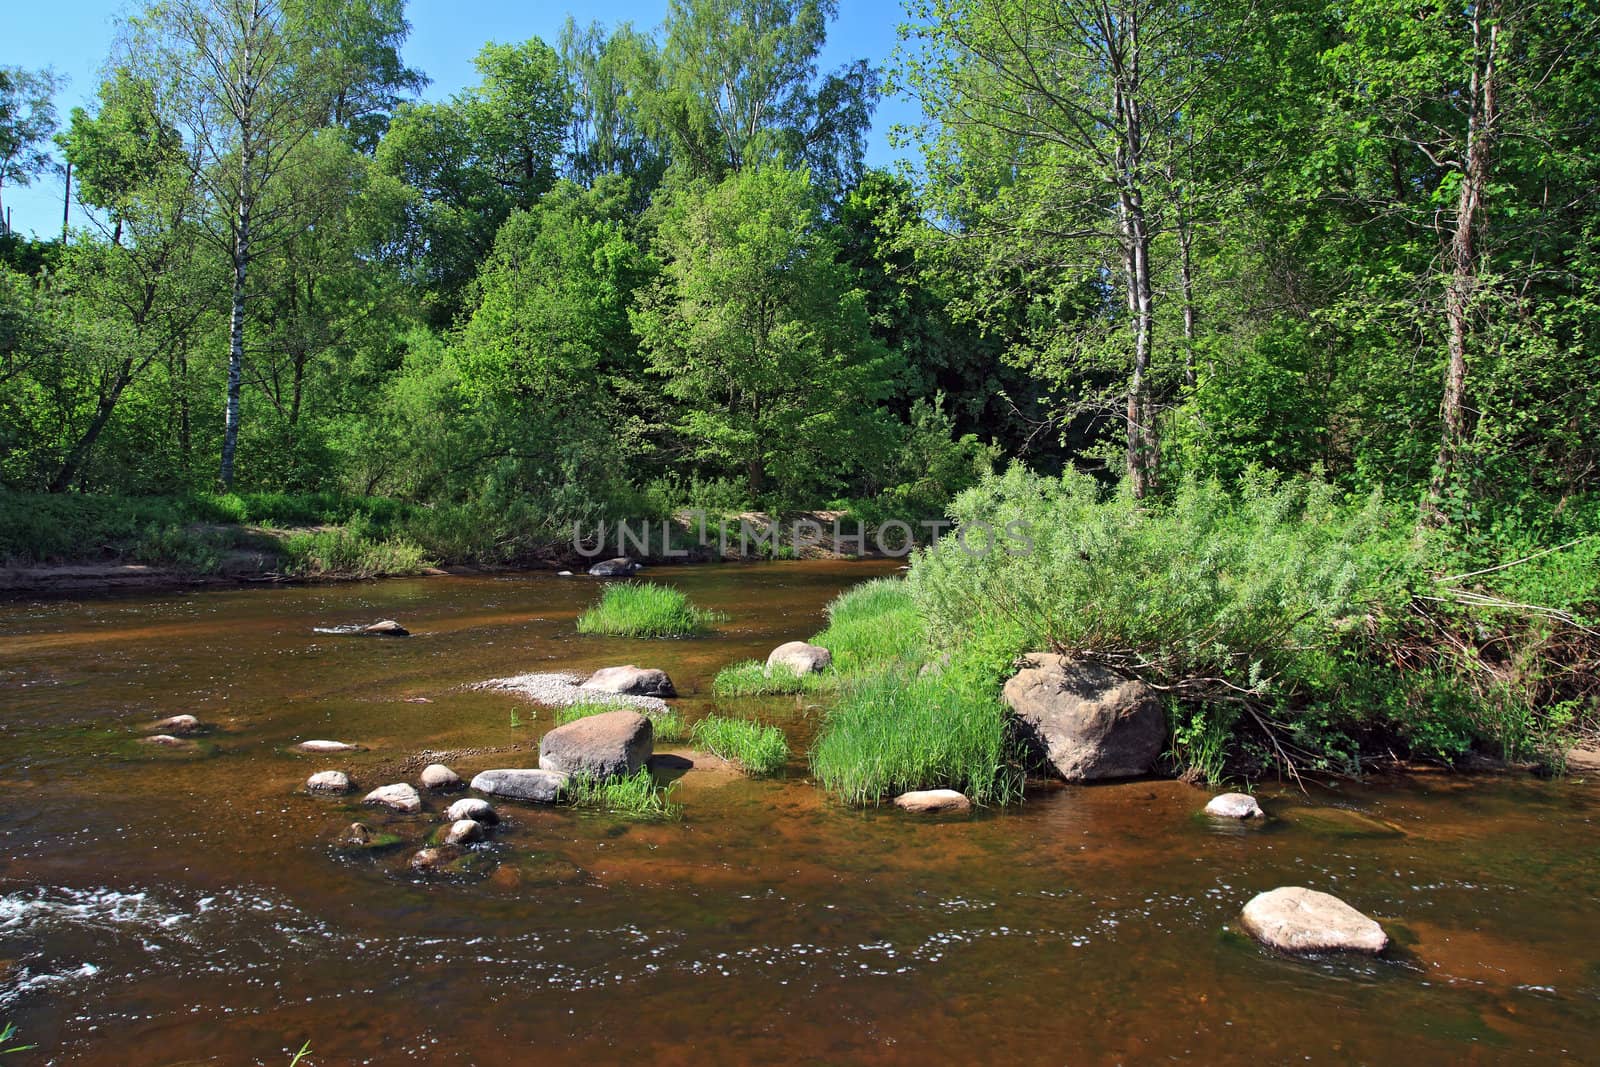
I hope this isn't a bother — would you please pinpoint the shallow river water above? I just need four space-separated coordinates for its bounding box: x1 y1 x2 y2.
1 562 1598 1065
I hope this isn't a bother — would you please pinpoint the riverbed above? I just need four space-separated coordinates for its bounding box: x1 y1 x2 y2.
2 562 1597 1064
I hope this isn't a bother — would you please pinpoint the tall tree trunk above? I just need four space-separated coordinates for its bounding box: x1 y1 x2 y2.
219 148 252 489
1176 193 1197 389
1426 2 1499 519
49 365 135 492
1115 75 1158 500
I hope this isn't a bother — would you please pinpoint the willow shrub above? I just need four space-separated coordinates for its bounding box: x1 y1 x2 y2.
907 465 1422 775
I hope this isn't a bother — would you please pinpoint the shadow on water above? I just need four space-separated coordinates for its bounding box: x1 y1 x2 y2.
1 561 1598 1064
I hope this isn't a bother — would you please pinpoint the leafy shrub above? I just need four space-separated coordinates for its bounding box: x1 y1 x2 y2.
689 715 789 776
576 582 727 637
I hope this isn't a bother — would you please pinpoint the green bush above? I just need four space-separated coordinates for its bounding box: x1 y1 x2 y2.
689 715 790 776
576 581 727 637
553 701 687 743
809 659 1022 806
813 577 927 673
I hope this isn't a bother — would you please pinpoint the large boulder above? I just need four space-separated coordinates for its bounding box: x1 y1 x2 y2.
766 641 832 676
1001 654 1164 781
587 557 639 577
1239 887 1389 955
470 768 569 803
539 710 653 780
581 665 676 698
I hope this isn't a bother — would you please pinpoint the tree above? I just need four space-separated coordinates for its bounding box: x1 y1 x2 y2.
58 71 187 246
903 0 1240 496
559 19 666 190
632 164 900 498
0 66 63 235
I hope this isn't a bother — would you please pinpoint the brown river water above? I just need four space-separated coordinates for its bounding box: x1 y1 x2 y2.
1 561 1598 1065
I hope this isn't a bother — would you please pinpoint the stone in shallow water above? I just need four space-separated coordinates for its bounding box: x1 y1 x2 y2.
1002 653 1164 781
150 714 203 735
361 619 409 636
143 734 189 747
364 783 422 813
470 769 569 804
539 710 652 780
298 739 358 754
307 770 351 794
446 797 498 824
586 556 639 577
581 665 676 697
444 819 484 845
1205 793 1264 819
766 641 832 676
419 763 461 791
892 789 972 814
410 846 460 872
1239 887 1388 955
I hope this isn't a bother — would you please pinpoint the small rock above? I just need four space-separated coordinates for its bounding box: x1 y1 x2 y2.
363 783 422 813
444 819 484 845
586 556 639 577
557 570 574 577
1239 887 1389 955
419 763 461 791
581 665 676 698
470 768 569 804
307 770 352 794
1205 793 1264 819
362 619 409 636
410 846 460 872
446 797 498 824
538 710 653 780
893 789 973 814
298 740 358 754
343 822 375 846
766 641 832 676
150 714 203 735
143 734 188 747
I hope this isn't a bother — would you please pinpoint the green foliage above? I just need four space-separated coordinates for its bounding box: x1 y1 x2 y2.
554 700 687 742
0 1020 35 1056
575 581 727 637
813 577 926 673
712 659 831 696
280 528 431 579
565 769 681 818
689 715 789 776
809 659 1022 806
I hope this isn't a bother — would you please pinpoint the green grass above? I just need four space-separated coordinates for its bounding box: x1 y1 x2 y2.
813 577 927 673
565 769 681 818
575 581 727 637
1 1021 35 1056
711 659 836 696
280 529 433 578
553 701 687 742
689 715 790 776
809 663 1023 807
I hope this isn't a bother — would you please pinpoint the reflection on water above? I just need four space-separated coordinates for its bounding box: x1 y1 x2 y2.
1 563 1597 1065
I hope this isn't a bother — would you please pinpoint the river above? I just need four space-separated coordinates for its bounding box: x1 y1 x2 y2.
2 562 1597 1064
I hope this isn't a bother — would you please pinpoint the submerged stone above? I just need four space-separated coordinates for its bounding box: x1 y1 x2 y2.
586 556 639 577
298 739 359 754
1239 887 1389 955
361 619 409 636
307 770 352 794
444 819 485 845
445 797 498 824
150 714 204 735
581 665 676 697
364 783 422 813
892 789 973 814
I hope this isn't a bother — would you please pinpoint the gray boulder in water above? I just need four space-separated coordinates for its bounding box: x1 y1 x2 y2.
1239 887 1388 955
470 768 569 803
586 557 639 577
538 710 652 780
361 619 409 636
581 665 676 697
1001 653 1164 781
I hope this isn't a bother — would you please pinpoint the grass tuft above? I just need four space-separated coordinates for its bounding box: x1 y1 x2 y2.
566 769 681 818
281 529 432 578
813 577 926 672
711 659 834 696
576 582 727 638
689 715 790 776
554 701 687 742
809 662 1022 807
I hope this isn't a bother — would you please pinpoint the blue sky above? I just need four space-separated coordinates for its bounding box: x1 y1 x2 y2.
1 0 920 238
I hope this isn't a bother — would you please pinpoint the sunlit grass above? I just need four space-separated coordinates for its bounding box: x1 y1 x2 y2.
565 769 681 818
576 582 727 637
553 701 687 742
690 715 790 776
